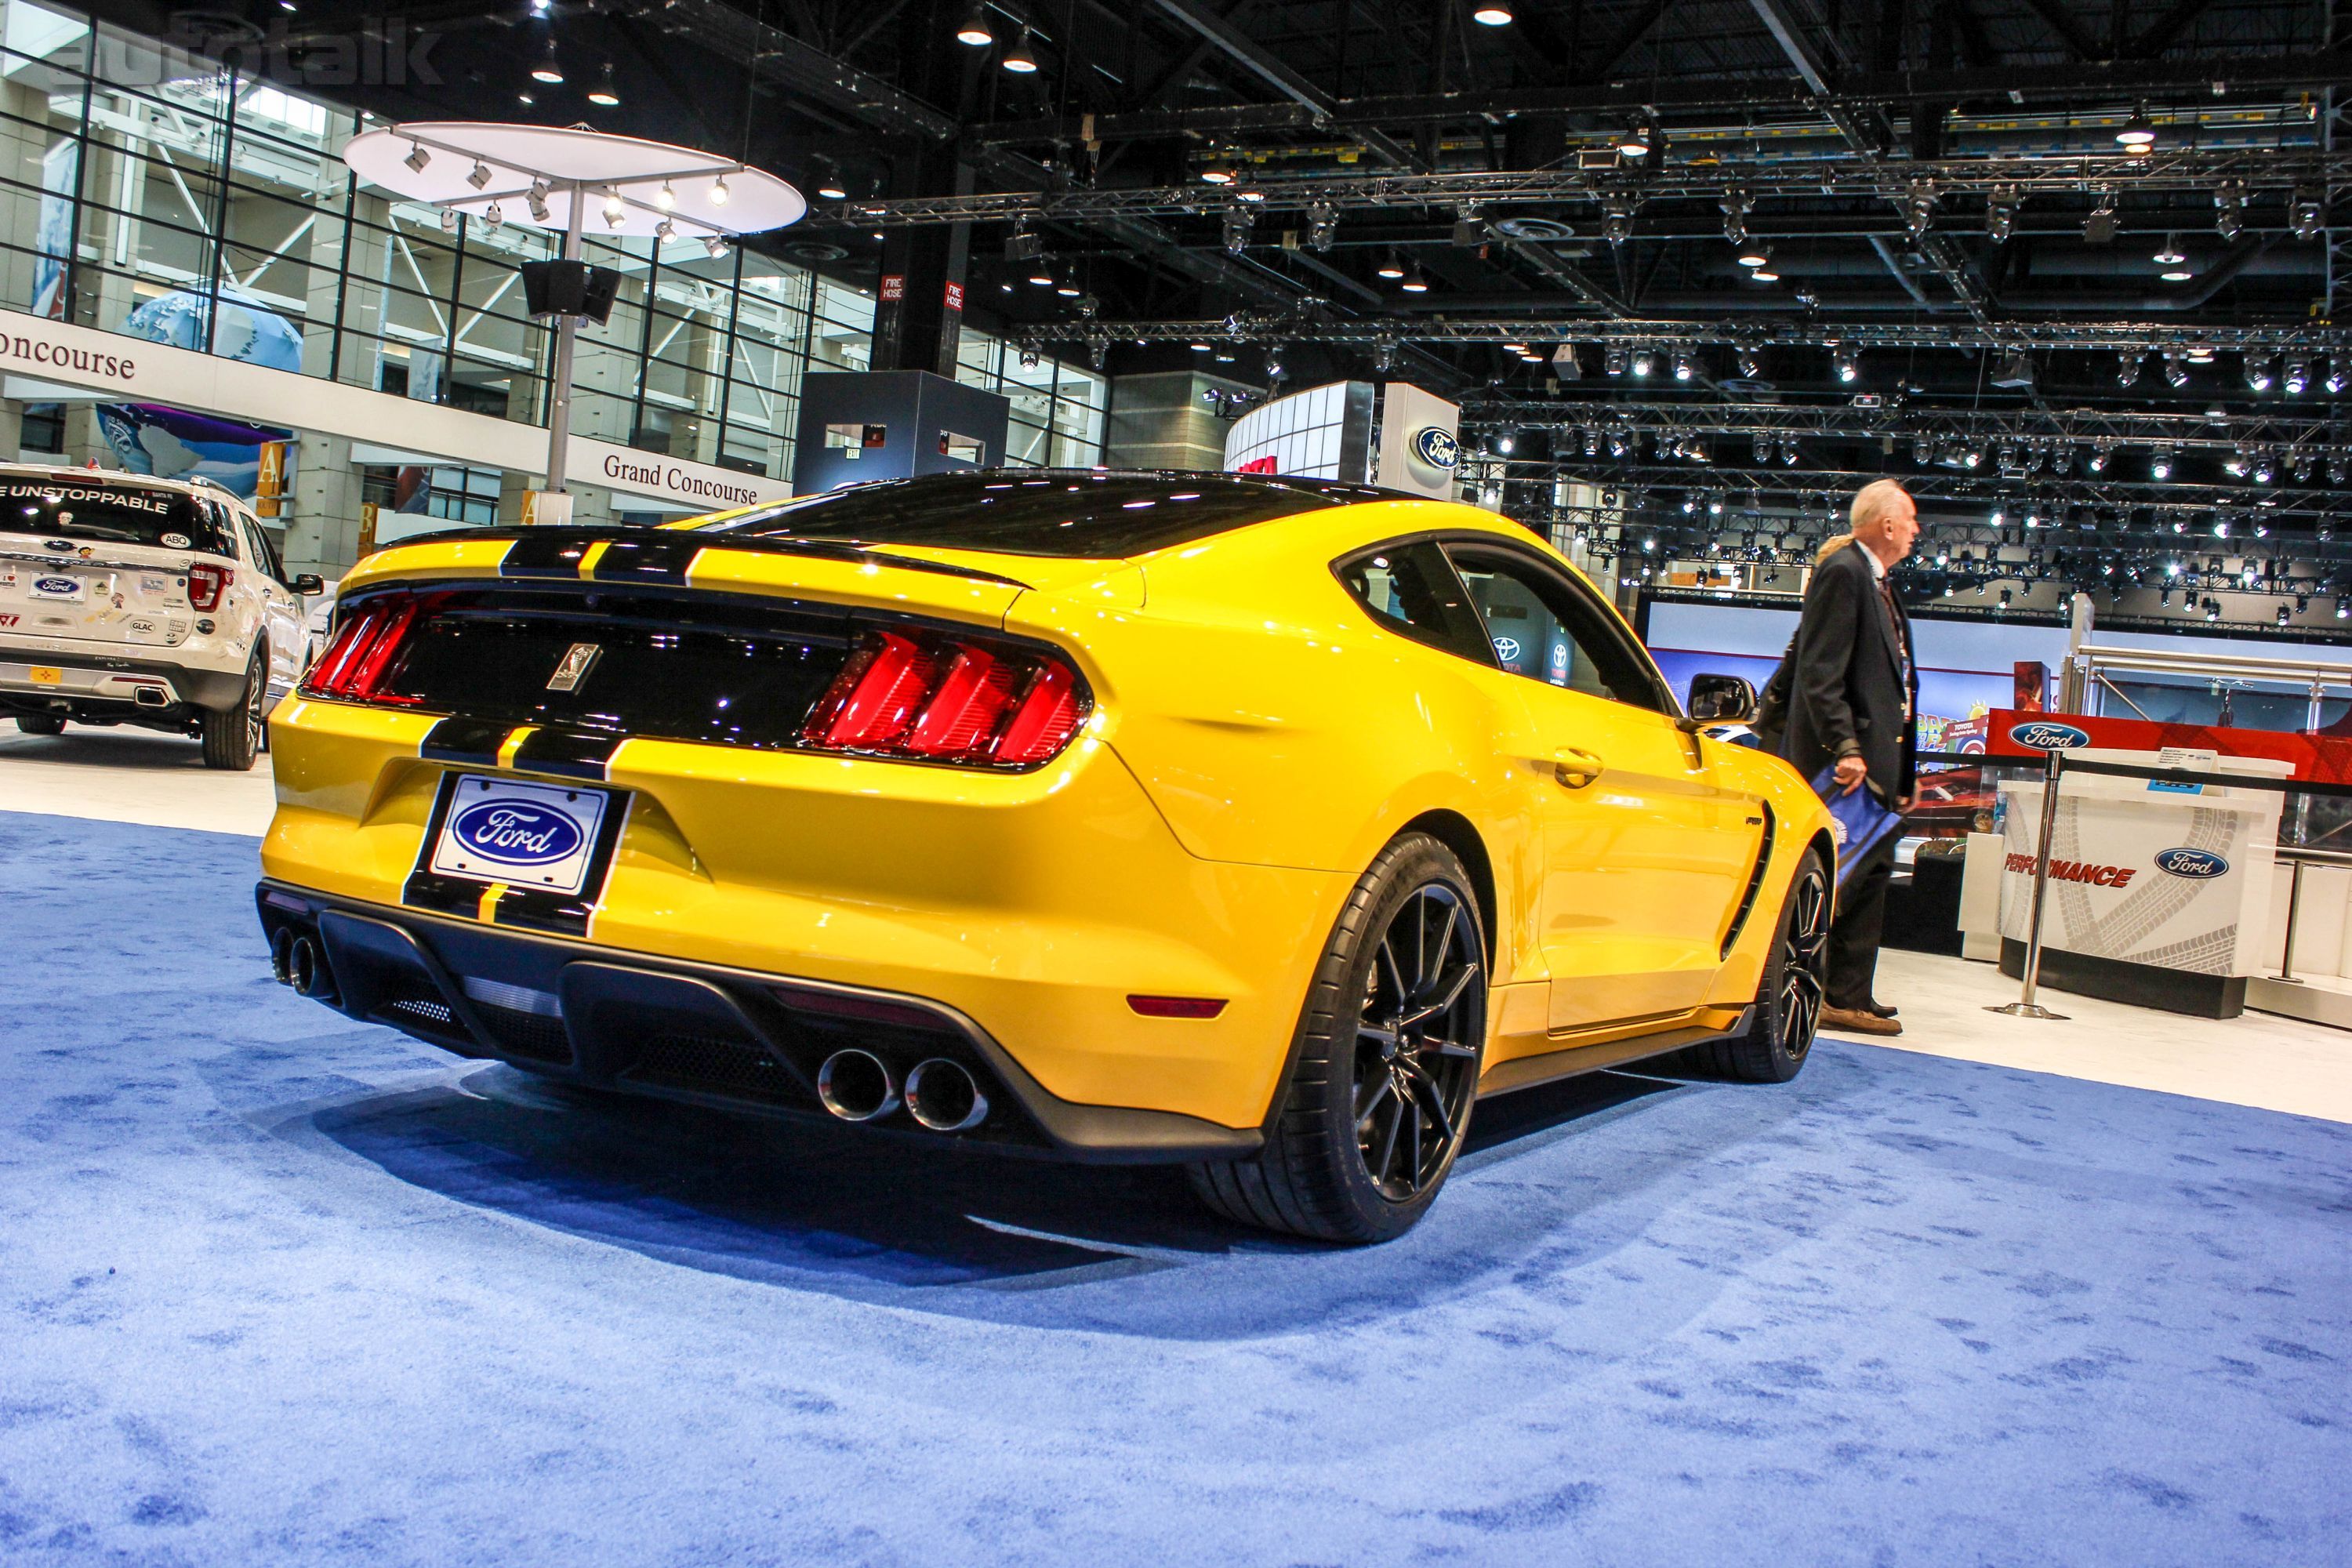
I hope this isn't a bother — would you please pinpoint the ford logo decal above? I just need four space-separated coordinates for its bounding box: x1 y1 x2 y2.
449 800 583 866
2154 848 2228 880
1411 426 1460 470
33 576 78 594
2011 721 2090 751
43 539 72 553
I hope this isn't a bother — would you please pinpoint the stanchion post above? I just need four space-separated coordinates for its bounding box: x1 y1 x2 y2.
2273 856 2307 984
1988 748 2071 1020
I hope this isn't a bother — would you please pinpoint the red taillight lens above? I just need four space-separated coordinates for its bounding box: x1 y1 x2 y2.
298 595 424 706
1127 996 1229 1019
800 626 1090 768
187 562 231 612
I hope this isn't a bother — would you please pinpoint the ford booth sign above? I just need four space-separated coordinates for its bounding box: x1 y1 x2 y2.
450 800 584 866
2154 848 2230 880
2011 721 2091 751
1411 426 1461 470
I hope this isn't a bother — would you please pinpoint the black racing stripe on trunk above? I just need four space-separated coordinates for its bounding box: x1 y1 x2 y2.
509 727 620 782
588 536 701 585
402 871 485 920
419 717 510 766
500 534 597 578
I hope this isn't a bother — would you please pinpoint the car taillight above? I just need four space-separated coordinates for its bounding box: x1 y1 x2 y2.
187 562 231 612
299 595 425 705
800 626 1091 768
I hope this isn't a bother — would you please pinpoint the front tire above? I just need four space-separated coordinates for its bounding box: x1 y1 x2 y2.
14 713 64 735
200 647 265 771
1189 833 1487 1243
1699 845 1831 1083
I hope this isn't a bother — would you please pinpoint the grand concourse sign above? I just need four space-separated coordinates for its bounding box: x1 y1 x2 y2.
0 305 794 516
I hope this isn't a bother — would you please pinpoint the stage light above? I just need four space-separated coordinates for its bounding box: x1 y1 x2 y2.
1673 349 1696 381
2293 187 2325 241
2216 182 2245 241
2154 235 2186 265
1737 346 1762 378
703 235 728 259
2116 107 2156 148
602 187 626 226
404 141 430 173
2151 448 2173 479
1375 252 1405 278
484 202 503 231
1605 346 1628 376
2246 354 2274 391
955 2 993 45
588 64 620 106
1833 346 1858 383
2286 357 2311 394
1985 187 2017 242
655 181 675 211
439 206 458 232
1631 347 1656 376
1472 0 1513 22
1307 205 1337 252
1616 118 1653 159
532 40 564 83
2163 352 2189 388
710 176 729 207
1001 27 1038 71
527 180 550 223
2118 351 2143 387
1399 263 1428 293
2328 357 2349 394
1222 208 1251 253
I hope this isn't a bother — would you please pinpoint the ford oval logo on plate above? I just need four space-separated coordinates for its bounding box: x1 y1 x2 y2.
450 800 584 866
2011 721 2090 751
1411 426 1460 470
2154 847 2229 879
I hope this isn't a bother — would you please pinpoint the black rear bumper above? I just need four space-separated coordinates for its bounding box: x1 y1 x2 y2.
253 880 1261 1165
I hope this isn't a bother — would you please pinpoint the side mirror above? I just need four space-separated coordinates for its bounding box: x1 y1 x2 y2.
291 573 325 595
1686 672 1759 725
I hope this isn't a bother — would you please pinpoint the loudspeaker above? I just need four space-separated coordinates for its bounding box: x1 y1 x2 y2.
521 260 623 324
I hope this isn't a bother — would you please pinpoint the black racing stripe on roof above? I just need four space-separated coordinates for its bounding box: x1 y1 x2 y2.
501 534 597 578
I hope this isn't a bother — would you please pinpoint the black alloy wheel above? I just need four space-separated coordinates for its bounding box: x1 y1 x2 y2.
200 647 265 771
1700 846 1831 1083
1352 884 1483 1203
1188 832 1488 1243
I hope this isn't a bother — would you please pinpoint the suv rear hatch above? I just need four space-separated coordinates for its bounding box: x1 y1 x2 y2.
0 475 230 648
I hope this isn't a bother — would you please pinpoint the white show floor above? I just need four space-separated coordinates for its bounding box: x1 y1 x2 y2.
5 722 2349 1125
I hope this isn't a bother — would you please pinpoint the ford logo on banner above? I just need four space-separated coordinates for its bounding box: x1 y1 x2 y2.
1412 426 1460 470
2154 848 2229 880
2011 721 2090 751
449 800 584 866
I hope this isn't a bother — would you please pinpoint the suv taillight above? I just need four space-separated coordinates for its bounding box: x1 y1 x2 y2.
801 626 1090 768
187 562 232 612
299 594 426 705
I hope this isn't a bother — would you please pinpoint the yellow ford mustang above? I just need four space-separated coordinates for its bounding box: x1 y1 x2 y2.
255 470 1835 1242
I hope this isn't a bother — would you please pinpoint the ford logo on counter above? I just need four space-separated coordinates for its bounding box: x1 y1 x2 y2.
1411 426 1461 470
2154 848 2229 880
2011 721 2090 751
448 800 584 866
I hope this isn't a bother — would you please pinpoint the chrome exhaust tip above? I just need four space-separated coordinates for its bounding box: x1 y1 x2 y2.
288 935 325 998
269 927 297 985
132 685 168 707
906 1058 989 1133
816 1048 900 1123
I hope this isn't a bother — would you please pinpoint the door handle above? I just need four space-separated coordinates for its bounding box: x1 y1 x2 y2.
1552 747 1604 789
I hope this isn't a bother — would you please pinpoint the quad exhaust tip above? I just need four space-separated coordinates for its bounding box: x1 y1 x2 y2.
287 935 326 998
817 1048 901 1123
270 927 296 986
906 1058 989 1133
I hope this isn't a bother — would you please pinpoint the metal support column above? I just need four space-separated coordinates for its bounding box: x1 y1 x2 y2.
1987 749 2071 1020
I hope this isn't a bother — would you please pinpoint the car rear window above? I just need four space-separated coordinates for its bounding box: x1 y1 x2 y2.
0 479 231 555
695 470 1396 558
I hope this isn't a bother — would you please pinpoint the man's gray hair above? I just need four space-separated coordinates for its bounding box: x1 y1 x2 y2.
1849 478 1911 532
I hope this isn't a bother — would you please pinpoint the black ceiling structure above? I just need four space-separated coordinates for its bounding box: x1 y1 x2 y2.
89 0 2352 629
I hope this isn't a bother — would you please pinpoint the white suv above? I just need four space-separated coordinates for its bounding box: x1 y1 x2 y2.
0 463 316 769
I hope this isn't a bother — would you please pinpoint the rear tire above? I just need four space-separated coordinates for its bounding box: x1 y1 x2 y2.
1696 845 1831 1083
1188 832 1487 1243
14 714 64 735
200 647 265 771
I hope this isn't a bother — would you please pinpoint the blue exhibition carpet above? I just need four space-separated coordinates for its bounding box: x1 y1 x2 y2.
0 808 2346 1566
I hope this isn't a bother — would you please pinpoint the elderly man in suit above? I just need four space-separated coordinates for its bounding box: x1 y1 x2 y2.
1781 479 1921 1037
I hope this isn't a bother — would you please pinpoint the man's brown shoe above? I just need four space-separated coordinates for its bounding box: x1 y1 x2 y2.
1821 1004 1904 1036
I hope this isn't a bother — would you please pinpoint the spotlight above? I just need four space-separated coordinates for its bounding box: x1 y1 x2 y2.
1001 26 1038 71
1376 252 1405 279
1750 266 1780 282
955 1 993 45
2286 356 2311 394
1604 205 1632 246
404 141 430 174
703 235 728 260
1904 181 1935 238
710 176 729 207
2089 444 2110 472
1782 440 1799 465
1985 187 2018 243
2116 107 2156 149
2293 187 2326 241
531 40 563 83
465 159 492 191
1026 259 1054 285
2254 451 2276 484
2154 235 2187 265
2328 357 2349 394
1720 188 1751 247
654 217 673 241
2151 448 2173 479
2216 181 2245 241
1019 347 1040 370
1054 270 1081 297
484 202 503 231
1605 346 1628 376
439 205 458 232
1199 154 1235 187
1737 240 1770 269
2247 353 2274 391
1737 346 1762 378
1307 204 1337 252
1616 117 1653 159
2118 351 2143 387
1472 0 1514 21
2163 352 2189 388
588 64 620 106
1673 349 1696 382
1399 263 1428 293
655 181 675 211
1832 346 1858 383
1631 347 1656 377
1222 207 1252 253
601 187 625 227
1912 435 1934 464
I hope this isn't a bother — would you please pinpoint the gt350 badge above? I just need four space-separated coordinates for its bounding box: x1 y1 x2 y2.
546 641 602 692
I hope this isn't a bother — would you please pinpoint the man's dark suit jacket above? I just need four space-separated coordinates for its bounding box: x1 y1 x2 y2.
1780 540 1919 800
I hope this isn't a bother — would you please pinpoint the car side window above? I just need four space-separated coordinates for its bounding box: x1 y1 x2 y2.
238 516 285 586
1334 542 1494 665
1443 543 1671 714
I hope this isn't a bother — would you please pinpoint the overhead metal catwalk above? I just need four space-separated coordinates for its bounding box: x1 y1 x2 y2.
1016 316 2352 351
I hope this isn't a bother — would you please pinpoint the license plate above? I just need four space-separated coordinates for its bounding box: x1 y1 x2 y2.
427 774 614 896
27 666 61 685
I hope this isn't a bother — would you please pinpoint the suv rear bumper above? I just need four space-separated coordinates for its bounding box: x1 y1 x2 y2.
0 649 245 711
255 879 1264 1165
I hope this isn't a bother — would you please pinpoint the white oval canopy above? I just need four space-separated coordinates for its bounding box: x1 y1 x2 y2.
343 122 805 239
